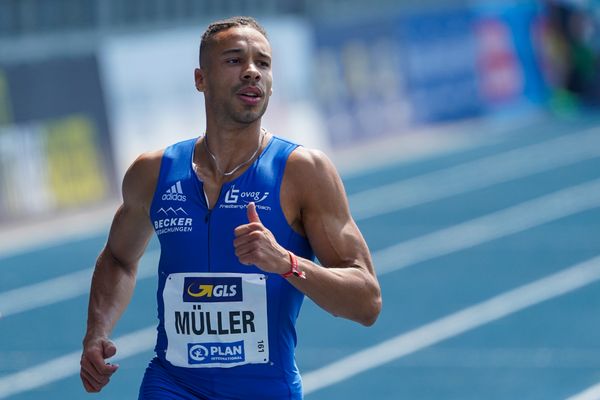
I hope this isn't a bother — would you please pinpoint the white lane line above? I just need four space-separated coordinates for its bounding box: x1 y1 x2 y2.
567 383 600 400
0 327 156 399
1 178 599 397
0 121 594 263
0 250 159 319
3 175 600 320
375 177 600 274
335 114 541 178
2 255 600 399
302 255 600 395
349 125 600 220
0 115 533 261
2 125 599 316
0 269 92 319
0 202 118 261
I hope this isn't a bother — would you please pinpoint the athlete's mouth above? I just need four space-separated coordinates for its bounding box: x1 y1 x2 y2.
237 86 263 99
236 86 264 105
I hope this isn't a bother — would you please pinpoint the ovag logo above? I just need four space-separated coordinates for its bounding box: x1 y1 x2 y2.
224 185 269 204
183 277 243 302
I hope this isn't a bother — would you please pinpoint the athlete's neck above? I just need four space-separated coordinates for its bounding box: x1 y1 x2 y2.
196 121 266 181
208 123 261 155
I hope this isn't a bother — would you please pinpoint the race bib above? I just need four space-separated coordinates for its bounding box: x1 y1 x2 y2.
163 272 269 368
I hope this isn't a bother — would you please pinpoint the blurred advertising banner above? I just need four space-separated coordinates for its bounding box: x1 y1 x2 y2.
313 15 415 147
0 54 115 222
313 2 548 148
474 1 548 112
313 10 482 147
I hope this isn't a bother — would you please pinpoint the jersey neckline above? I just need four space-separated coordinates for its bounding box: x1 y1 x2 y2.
189 134 277 210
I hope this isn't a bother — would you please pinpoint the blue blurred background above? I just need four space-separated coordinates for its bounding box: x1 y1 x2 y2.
0 0 598 223
1 1 600 399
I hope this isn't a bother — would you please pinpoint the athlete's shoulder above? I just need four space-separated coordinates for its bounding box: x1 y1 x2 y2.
287 145 337 176
126 148 164 181
284 145 343 202
122 148 165 209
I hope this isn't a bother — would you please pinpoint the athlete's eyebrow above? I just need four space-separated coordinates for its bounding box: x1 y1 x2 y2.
221 48 271 61
221 48 243 56
257 51 271 61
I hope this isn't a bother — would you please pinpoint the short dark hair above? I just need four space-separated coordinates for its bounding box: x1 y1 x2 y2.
199 16 268 67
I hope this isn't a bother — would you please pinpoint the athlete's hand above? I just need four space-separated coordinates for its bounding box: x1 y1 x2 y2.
234 202 289 274
80 336 119 393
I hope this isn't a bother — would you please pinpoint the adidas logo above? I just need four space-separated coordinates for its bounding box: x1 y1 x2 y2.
161 181 187 202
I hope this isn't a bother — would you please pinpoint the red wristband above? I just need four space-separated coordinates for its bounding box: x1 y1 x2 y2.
281 251 306 279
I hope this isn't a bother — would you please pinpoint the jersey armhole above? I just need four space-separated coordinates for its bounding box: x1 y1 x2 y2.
275 143 307 239
149 143 185 213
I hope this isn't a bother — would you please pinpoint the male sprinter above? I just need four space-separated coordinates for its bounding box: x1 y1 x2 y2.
80 16 381 399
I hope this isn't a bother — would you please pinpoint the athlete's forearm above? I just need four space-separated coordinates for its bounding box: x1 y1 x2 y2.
84 247 138 341
287 257 381 326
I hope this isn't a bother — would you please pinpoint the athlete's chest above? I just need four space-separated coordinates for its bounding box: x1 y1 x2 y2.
151 175 277 240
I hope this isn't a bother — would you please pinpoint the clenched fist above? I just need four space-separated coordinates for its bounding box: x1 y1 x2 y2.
233 202 289 274
80 336 119 392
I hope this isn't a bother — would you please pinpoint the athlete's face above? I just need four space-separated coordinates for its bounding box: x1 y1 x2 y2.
195 26 273 125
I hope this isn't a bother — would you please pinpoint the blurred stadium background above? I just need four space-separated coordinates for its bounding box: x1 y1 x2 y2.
1 0 600 399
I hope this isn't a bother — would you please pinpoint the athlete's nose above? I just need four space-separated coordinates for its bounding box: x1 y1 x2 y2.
242 62 261 82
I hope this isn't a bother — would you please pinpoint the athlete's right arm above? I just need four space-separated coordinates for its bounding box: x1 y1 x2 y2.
80 150 161 393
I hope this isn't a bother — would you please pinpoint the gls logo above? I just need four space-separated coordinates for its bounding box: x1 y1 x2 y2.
224 185 269 204
183 277 243 302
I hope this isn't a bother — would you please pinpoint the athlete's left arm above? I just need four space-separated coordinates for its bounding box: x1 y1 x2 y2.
287 148 381 325
234 147 382 326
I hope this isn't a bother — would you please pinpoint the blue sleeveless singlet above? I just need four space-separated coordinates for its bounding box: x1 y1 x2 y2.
145 135 314 399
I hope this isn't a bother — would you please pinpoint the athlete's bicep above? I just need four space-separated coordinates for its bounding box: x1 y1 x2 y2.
105 151 161 268
105 204 153 269
294 149 375 275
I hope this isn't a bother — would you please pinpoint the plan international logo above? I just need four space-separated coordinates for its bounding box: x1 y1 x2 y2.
162 181 187 202
188 341 245 364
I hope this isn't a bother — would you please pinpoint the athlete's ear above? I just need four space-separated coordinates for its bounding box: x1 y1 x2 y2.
194 68 206 92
